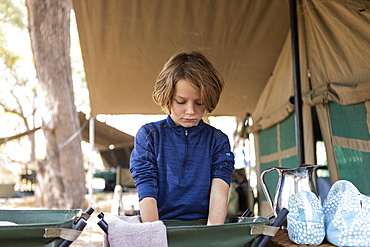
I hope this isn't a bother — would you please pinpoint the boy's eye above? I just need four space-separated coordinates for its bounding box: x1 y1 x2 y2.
174 99 203 106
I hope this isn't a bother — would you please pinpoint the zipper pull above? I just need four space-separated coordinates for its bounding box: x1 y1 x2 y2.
185 129 188 136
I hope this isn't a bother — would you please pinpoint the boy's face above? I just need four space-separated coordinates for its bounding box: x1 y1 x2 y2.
170 79 206 128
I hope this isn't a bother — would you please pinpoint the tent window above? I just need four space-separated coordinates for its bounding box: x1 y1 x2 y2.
259 112 297 201
329 101 370 195
335 146 370 195
330 102 369 140
260 161 280 201
259 126 278 156
282 156 298 167
280 113 296 151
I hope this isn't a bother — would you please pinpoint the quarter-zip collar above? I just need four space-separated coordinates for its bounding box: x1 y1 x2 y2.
166 115 205 136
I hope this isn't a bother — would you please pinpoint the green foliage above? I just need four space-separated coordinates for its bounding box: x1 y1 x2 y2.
0 0 26 72
0 46 19 72
0 0 25 29
0 0 35 127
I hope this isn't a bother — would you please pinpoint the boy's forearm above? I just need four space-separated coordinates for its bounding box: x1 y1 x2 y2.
139 197 159 222
207 178 229 226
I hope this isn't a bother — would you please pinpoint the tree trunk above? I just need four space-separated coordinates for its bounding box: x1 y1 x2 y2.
26 0 86 208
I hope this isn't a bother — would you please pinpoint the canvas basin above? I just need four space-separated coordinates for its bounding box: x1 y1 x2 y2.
0 209 82 247
164 216 270 247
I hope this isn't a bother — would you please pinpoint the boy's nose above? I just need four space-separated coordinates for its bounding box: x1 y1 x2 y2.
185 103 195 115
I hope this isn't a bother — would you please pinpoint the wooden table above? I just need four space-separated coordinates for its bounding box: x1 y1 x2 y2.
268 230 336 247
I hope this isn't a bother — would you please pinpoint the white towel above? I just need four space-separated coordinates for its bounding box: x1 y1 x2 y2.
0 221 17 226
104 215 168 247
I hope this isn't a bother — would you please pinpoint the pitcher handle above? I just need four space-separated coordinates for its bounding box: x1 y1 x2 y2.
260 167 278 213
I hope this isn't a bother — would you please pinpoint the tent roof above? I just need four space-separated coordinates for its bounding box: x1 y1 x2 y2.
72 0 290 118
78 113 134 151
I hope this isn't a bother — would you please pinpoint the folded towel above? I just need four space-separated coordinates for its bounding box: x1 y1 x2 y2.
104 215 168 247
0 221 17 226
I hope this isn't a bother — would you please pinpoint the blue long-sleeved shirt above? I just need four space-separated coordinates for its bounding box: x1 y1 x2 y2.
130 116 235 220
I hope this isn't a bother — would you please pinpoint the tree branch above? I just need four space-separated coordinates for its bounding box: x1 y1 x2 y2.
0 126 42 145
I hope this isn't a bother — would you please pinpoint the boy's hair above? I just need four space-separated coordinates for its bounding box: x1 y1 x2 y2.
152 50 224 114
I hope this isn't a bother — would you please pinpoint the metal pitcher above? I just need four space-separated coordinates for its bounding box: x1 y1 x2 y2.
260 164 319 216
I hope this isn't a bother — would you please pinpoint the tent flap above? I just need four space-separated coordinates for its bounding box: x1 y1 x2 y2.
304 80 370 107
302 0 370 96
247 32 295 131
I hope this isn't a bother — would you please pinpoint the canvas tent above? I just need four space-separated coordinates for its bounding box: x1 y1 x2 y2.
72 0 370 215
78 112 134 168
72 0 291 117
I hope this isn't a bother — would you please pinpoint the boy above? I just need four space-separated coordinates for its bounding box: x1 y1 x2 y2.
130 50 235 225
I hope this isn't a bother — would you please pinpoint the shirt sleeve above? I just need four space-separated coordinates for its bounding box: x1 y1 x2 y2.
130 125 159 201
211 131 235 185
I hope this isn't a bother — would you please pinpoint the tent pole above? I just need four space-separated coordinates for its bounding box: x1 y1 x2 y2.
88 115 95 247
289 0 305 166
88 116 95 205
